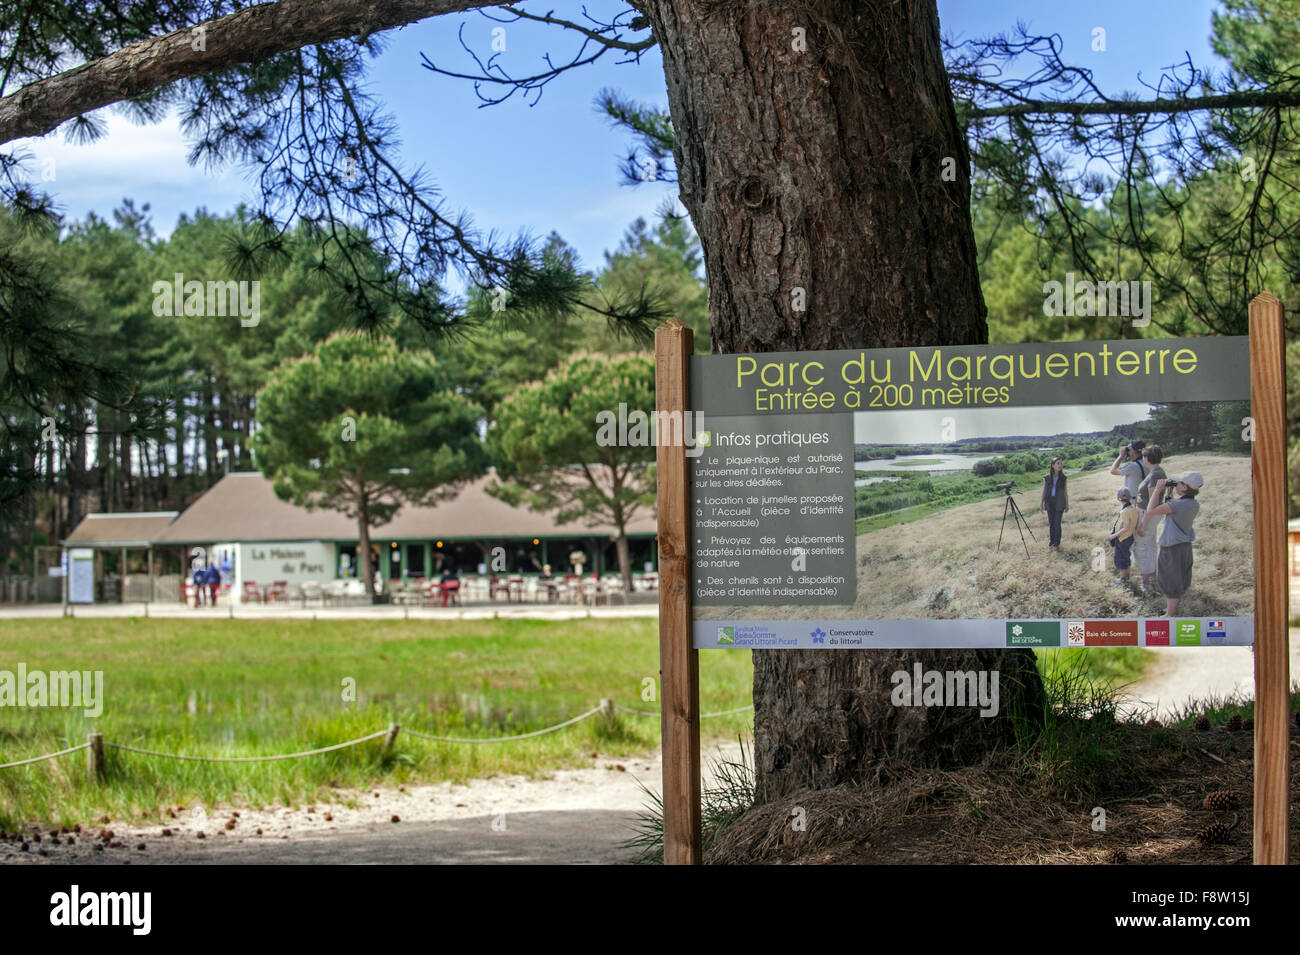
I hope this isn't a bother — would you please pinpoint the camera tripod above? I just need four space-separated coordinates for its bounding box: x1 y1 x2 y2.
997 485 1037 558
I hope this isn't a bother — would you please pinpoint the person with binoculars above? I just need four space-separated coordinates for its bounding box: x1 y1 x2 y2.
1138 472 1204 617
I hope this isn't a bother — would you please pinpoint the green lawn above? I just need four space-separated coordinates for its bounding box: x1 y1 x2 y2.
0 617 1153 828
0 617 752 829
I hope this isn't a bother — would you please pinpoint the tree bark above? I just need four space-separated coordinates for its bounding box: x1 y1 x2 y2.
615 529 632 595
356 491 375 603
643 0 1046 801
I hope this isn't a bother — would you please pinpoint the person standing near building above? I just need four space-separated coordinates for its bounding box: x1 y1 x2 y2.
203 562 221 607
191 562 206 607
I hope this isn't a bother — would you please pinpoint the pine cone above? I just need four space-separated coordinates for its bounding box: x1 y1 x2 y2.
1202 791 1239 811
1243 718 1254 731
1196 822 1231 846
1105 848 1128 865
1226 714 1242 732
1194 715 1211 731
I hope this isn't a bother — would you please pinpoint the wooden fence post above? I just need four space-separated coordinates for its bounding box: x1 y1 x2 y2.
87 732 104 779
381 722 400 760
655 318 702 865
1248 292 1290 865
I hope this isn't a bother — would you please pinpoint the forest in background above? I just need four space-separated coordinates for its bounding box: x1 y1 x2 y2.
3 0 1300 576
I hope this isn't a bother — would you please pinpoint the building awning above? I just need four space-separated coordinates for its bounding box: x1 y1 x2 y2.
63 512 179 547
150 472 656 544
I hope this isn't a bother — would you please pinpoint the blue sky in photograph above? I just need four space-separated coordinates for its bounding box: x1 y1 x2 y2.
12 1 1228 278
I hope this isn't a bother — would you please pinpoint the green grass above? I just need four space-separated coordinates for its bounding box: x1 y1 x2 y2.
1035 646 1153 689
0 617 753 829
1165 686 1300 727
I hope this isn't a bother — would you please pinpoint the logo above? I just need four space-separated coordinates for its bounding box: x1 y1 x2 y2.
715 626 734 646
1206 619 1227 641
1083 620 1139 647
811 627 826 645
49 885 152 934
1006 621 1060 647
0 664 103 717
1144 619 1170 646
1175 620 1201 646
151 272 260 327
1066 621 1085 647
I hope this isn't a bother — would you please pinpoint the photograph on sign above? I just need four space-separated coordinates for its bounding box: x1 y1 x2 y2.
689 337 1253 650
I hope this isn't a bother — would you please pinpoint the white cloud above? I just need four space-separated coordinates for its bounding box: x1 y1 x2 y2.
9 110 248 234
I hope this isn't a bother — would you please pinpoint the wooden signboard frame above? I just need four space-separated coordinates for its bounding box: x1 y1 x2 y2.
656 298 1290 866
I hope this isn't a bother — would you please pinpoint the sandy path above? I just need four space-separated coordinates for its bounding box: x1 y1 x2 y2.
2 739 744 866
1117 628 1299 720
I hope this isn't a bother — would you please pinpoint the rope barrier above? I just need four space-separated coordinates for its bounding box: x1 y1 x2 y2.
103 730 391 763
0 742 89 770
615 703 755 719
402 706 604 743
0 699 755 769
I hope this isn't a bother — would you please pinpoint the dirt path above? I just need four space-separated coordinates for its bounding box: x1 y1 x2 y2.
7 634 1291 865
2 739 745 866
1117 629 1298 720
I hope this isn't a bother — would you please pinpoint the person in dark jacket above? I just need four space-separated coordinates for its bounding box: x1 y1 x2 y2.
1039 457 1069 549
202 563 221 606
191 563 206 607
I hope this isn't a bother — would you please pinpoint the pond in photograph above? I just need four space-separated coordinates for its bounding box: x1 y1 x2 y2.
854 452 999 485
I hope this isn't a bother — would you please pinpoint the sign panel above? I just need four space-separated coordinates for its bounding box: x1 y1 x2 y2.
68 548 94 604
232 541 333 595
689 336 1253 649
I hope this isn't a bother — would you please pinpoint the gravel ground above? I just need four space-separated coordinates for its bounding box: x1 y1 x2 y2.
1117 629 1299 720
0 739 745 865
5 635 1291 865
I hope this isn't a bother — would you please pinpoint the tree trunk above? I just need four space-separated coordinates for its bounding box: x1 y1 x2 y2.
356 493 375 603
615 529 632 595
644 0 1046 801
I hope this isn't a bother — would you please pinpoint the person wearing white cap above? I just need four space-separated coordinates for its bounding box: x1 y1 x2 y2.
1138 472 1203 616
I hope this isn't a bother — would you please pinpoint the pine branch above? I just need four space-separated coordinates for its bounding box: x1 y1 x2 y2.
0 0 499 146
965 87 1300 119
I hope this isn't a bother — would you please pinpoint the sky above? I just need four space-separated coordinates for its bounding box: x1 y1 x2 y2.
10 0 1228 278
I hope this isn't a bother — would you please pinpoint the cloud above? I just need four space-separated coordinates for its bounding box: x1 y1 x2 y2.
9 110 248 234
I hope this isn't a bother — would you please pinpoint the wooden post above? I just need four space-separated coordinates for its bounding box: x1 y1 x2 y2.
87 732 104 779
1248 292 1290 865
380 722 400 760
655 318 702 865
599 698 614 720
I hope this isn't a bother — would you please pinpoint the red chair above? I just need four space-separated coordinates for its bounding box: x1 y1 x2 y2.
182 582 200 607
439 580 461 607
489 577 511 601
242 581 262 603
